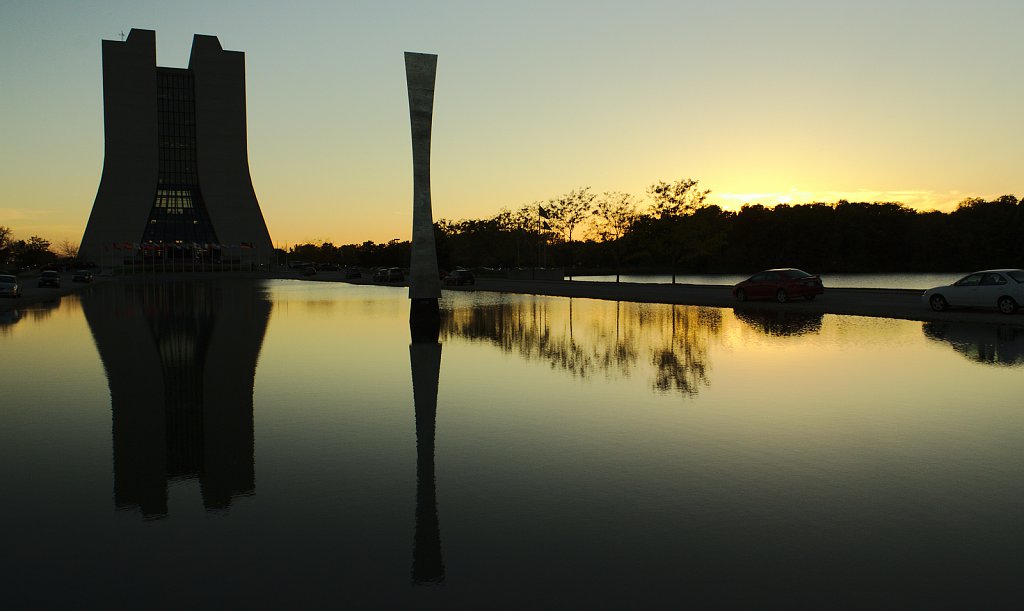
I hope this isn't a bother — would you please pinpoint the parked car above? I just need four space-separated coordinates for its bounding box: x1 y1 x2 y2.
299 265 317 276
344 266 362 279
373 268 387 282
317 263 341 271
38 270 61 288
386 267 404 282
732 268 824 303
922 269 1024 314
444 268 475 286
0 274 22 298
72 270 93 283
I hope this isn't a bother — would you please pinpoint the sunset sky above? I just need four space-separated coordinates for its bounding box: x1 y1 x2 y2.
2 0 1022 247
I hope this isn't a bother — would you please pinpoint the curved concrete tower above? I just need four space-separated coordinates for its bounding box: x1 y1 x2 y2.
405 52 442 323
80 29 273 267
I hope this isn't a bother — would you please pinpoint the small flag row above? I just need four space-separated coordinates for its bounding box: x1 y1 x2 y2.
109 241 256 250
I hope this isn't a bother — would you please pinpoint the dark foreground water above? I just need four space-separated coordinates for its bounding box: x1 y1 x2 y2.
2 279 1023 608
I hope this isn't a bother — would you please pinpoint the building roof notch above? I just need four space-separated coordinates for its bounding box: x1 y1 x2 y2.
192 34 224 52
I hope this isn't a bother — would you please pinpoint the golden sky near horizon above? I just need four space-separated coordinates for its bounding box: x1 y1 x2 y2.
1 0 1022 247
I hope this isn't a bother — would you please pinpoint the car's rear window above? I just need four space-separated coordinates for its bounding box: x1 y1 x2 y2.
1008 271 1024 283
781 269 811 279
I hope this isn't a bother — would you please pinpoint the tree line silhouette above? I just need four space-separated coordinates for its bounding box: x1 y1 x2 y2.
286 180 1023 276
4 181 1020 275
0 228 88 271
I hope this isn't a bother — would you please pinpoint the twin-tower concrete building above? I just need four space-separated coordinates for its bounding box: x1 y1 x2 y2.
81 29 441 303
81 29 274 266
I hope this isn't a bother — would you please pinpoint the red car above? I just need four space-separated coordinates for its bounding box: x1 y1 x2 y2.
732 268 824 303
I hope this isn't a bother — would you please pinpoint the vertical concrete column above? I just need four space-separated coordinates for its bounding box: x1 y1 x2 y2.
405 52 442 308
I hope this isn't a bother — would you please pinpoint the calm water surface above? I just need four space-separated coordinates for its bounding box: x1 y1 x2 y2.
2 279 1022 608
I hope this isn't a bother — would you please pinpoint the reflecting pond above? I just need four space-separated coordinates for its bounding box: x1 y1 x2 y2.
2 279 1023 607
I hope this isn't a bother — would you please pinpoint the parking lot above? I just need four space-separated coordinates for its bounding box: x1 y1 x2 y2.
0 271 104 313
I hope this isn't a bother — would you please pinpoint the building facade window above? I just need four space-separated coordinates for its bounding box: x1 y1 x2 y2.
142 68 219 245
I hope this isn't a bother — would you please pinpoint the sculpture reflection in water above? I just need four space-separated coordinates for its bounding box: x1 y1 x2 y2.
732 307 824 337
923 321 1024 367
82 280 272 519
410 320 445 584
442 297 722 396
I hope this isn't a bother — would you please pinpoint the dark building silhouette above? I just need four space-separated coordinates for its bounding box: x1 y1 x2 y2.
80 29 273 266
82 280 272 518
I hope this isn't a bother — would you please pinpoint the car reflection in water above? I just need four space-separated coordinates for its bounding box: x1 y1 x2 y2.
733 307 825 337
0 307 22 332
82 279 272 518
923 321 1024 367
1 295 66 332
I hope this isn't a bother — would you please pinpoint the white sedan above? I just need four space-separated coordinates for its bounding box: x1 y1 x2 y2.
0 274 22 298
923 269 1024 314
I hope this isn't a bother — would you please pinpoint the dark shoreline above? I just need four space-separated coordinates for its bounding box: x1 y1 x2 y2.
4 272 1023 328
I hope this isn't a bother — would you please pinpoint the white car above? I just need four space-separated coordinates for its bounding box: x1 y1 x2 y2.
0 274 22 298
923 269 1024 314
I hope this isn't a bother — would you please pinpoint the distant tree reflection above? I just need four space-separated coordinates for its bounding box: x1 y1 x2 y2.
923 321 1024 367
651 305 720 395
442 297 722 397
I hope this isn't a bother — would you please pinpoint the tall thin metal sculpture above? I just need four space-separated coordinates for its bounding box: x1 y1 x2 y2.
405 52 442 329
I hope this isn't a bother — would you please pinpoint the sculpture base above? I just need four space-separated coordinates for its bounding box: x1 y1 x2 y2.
409 298 440 343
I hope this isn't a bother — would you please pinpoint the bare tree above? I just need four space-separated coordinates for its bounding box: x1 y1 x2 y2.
0 225 11 265
592 191 638 282
544 187 596 279
56 238 80 259
647 178 709 219
545 186 596 244
646 178 711 283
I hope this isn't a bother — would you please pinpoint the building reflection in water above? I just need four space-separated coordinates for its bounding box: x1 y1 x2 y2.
82 280 272 519
442 297 722 396
409 320 445 584
923 321 1024 366
733 307 824 337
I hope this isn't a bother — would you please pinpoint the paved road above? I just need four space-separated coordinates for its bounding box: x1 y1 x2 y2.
462 278 1024 327
319 272 1024 326
0 272 102 313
